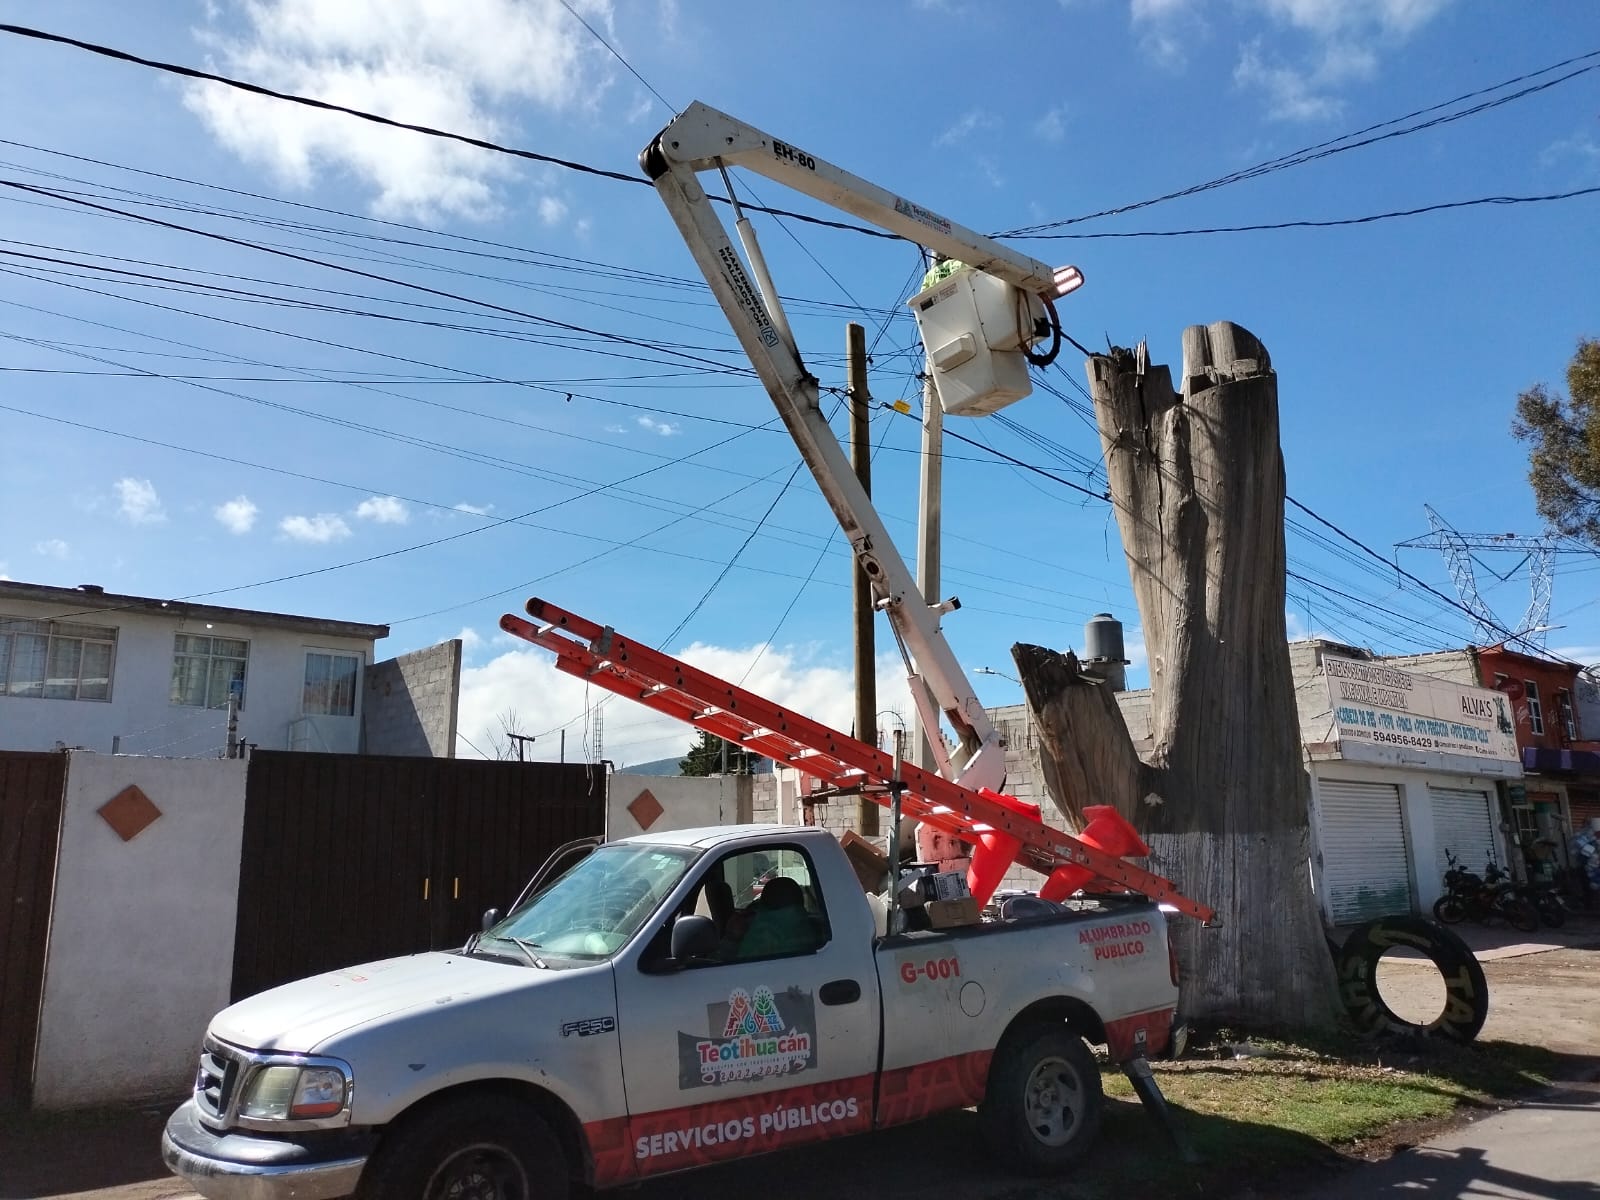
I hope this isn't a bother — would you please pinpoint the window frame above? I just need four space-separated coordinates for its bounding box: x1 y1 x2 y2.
1556 689 1576 741
640 841 833 972
171 633 250 710
1524 680 1544 735
301 649 361 717
0 614 118 702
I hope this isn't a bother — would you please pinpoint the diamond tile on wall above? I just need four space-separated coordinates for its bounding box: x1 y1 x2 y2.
627 787 664 832
98 784 162 842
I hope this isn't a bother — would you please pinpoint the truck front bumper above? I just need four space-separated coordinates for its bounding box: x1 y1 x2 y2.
162 1100 373 1200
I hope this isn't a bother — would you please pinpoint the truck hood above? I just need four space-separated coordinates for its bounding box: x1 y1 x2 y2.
210 951 543 1053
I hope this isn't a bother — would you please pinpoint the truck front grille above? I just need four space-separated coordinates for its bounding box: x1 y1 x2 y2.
194 1041 241 1123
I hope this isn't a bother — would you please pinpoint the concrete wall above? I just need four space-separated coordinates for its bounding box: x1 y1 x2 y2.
34 752 247 1109
0 597 374 756
607 773 751 838
363 639 462 757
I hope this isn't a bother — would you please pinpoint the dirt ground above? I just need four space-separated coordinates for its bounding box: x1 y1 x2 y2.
4 931 1596 1200
1375 939 1600 1055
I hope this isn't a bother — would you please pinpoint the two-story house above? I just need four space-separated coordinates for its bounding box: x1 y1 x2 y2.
0 580 389 756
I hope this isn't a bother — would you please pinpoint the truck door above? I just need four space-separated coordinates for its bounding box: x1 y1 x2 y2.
611 841 878 1179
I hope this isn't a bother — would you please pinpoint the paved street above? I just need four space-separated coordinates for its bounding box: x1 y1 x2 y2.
1301 1079 1600 1199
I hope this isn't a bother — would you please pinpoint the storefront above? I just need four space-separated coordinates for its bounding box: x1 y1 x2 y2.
1308 654 1522 926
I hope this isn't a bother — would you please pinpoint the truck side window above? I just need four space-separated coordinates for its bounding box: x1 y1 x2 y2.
720 847 832 960
646 846 832 970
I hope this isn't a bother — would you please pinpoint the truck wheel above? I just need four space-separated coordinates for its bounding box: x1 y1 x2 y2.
360 1095 569 1200
980 1024 1103 1174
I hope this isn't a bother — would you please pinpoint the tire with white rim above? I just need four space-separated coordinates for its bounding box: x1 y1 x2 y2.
979 1023 1104 1173
358 1093 569 1200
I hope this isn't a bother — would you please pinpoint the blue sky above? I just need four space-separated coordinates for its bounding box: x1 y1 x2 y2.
2 0 1597 766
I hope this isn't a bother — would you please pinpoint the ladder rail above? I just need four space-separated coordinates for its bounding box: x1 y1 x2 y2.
502 599 1216 925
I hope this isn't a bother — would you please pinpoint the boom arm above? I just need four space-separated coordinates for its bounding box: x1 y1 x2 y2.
640 102 1081 789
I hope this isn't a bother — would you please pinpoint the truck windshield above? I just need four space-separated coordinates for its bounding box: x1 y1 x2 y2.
481 842 698 962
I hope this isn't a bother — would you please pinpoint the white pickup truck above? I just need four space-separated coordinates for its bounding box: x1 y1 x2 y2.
163 823 1183 1200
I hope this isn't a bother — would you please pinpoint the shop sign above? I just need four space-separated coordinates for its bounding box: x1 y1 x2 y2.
1323 655 1519 764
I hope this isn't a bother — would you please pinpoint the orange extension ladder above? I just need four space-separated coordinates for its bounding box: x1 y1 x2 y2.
502 598 1216 925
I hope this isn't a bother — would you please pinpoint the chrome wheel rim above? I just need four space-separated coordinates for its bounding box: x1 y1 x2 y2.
1022 1055 1082 1147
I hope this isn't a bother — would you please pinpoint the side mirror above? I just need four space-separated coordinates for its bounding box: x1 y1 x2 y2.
670 914 719 963
481 908 502 932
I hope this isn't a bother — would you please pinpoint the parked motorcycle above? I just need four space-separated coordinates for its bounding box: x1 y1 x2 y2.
1484 861 1567 928
1432 851 1539 932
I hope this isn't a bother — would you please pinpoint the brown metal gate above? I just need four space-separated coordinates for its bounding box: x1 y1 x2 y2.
232 753 606 1001
0 752 66 1109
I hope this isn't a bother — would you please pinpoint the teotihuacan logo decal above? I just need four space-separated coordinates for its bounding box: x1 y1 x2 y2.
678 985 817 1089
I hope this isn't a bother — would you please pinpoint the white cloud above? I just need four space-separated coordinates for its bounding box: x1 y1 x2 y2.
605 422 629 434
280 513 352 543
454 501 495 516
35 538 69 559
636 415 680 436
355 495 409 524
456 625 486 658
1541 133 1600 181
457 641 911 765
184 0 617 219
1233 0 1452 119
1032 105 1069 143
115 477 166 525
214 495 258 534
1118 0 1453 109
934 110 995 148
1234 40 1345 122
537 195 568 225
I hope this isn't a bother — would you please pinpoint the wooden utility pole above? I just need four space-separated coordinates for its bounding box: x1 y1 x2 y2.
847 322 879 835
914 351 944 772
1013 322 1340 1028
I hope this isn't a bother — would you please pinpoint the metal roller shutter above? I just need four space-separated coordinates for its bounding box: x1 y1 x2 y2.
1318 779 1412 924
1430 786 1500 885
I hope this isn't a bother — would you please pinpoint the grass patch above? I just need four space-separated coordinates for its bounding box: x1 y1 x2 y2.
1048 1033 1587 1200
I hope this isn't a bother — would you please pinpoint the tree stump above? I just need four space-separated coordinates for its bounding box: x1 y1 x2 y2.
1014 322 1340 1028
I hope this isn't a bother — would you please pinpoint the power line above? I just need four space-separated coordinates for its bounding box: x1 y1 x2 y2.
555 0 676 114
0 25 896 241
1008 186 1600 239
1000 47 1600 235
0 179 756 375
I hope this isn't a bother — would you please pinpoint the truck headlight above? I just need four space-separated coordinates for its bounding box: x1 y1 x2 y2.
240 1065 349 1120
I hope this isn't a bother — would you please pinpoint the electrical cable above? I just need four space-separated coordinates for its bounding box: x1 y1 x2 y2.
0 25 896 241
1007 185 1600 239
1000 47 1600 235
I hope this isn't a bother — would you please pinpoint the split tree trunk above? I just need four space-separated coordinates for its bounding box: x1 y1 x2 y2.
1014 322 1340 1029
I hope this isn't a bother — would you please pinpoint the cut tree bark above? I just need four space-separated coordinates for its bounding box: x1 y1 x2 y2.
1013 322 1341 1029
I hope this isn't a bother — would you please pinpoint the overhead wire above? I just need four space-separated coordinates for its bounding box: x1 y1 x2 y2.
0 24 897 241
1000 47 1600 235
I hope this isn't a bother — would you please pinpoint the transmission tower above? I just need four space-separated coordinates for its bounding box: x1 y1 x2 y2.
1396 504 1559 650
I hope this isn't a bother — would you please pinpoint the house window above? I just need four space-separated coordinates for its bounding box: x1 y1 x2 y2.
0 616 117 701
1557 690 1576 740
172 634 248 709
1525 680 1544 735
303 652 359 716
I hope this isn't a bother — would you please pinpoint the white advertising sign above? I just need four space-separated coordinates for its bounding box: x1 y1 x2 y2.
1323 655 1519 764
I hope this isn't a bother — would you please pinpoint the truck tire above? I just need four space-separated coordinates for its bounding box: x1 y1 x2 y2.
359 1094 569 1200
979 1024 1104 1174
